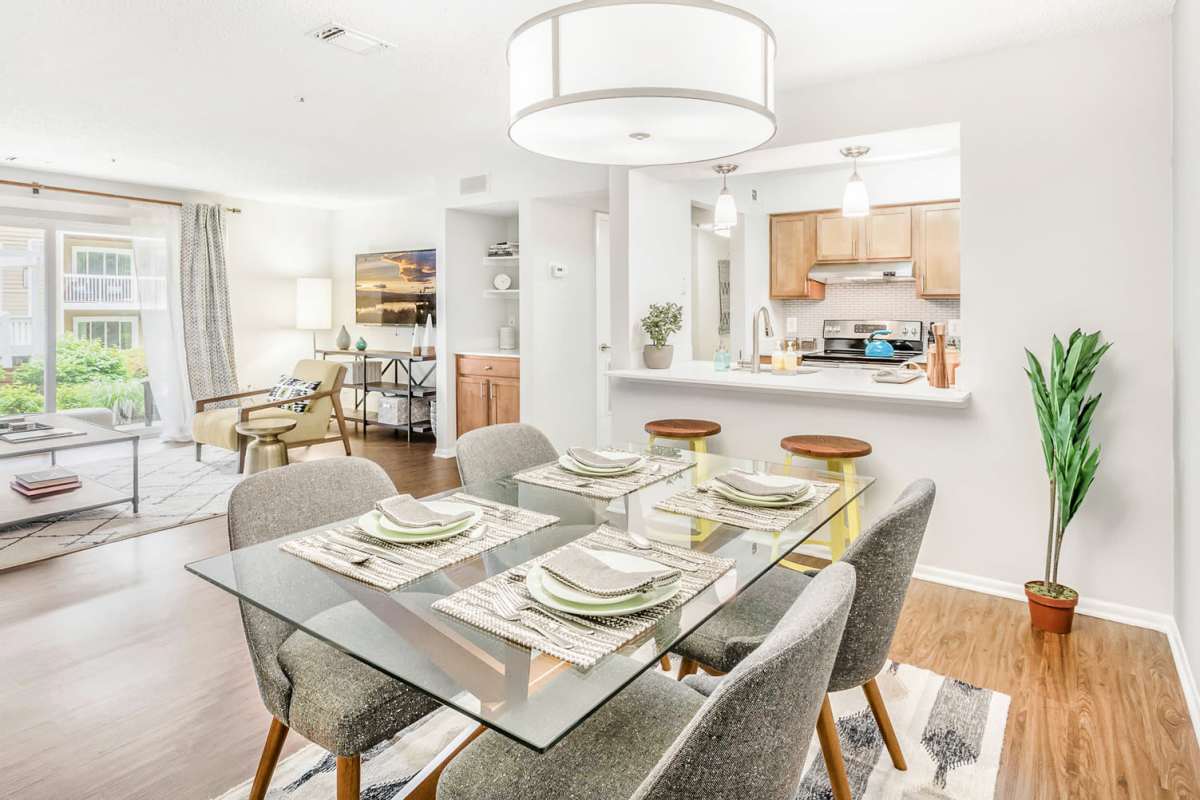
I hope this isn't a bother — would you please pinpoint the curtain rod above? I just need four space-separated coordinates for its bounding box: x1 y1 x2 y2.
0 179 242 213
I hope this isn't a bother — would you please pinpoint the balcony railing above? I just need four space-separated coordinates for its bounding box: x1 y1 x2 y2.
64 273 136 305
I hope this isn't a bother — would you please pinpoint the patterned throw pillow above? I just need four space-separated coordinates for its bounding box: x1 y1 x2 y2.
267 375 322 413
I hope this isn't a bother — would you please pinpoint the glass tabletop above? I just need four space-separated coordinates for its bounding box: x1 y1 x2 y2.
186 445 874 752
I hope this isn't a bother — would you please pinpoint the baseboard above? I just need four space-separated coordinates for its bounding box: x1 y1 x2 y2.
433 446 456 460
913 563 1200 747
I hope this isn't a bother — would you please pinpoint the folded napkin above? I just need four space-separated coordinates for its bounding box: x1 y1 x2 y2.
566 447 641 470
714 471 809 499
375 494 472 529
542 546 679 599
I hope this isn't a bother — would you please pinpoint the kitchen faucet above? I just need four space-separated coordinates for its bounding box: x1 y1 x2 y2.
751 305 775 373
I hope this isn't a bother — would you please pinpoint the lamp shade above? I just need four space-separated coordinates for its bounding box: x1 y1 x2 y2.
295 278 332 331
842 172 870 218
714 188 738 227
508 0 777 165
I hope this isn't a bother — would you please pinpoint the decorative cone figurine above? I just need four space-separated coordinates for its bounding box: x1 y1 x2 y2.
335 325 351 350
421 314 435 357
409 321 422 356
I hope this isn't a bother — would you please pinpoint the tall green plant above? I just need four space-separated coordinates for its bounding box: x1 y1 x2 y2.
1024 330 1110 598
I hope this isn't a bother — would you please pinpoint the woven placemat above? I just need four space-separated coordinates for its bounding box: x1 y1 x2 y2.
432 524 733 668
514 452 692 500
280 493 559 591
654 480 842 530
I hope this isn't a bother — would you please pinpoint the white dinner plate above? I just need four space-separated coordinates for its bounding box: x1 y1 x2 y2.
357 506 481 543
526 549 681 617
557 452 646 477
711 482 817 508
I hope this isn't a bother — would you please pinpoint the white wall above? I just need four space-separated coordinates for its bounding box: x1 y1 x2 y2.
615 20 1175 615
519 198 600 447
692 226 729 359
1173 0 1200 695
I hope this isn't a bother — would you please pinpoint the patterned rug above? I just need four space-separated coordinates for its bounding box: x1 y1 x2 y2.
0 443 242 570
214 662 1009 800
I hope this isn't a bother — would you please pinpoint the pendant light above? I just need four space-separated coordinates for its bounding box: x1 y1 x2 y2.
507 1 777 166
840 145 870 218
713 164 738 228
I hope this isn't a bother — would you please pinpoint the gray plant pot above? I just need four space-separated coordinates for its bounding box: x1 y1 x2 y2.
643 344 674 369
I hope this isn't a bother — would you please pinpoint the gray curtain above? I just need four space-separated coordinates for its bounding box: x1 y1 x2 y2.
181 203 239 405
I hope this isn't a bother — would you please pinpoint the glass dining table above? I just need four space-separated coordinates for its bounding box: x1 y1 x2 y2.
186 445 874 753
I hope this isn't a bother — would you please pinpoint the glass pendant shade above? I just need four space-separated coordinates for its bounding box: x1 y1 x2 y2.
714 188 738 227
508 1 777 165
842 171 870 218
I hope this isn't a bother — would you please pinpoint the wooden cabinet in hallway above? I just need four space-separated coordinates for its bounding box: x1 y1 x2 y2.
456 354 520 435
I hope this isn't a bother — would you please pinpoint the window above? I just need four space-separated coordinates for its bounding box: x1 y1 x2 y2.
74 317 137 349
72 247 133 276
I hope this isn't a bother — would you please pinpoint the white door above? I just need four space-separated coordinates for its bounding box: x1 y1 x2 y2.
595 212 612 446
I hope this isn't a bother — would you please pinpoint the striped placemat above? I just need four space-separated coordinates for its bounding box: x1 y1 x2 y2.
654 480 842 530
513 452 693 500
432 524 734 668
279 493 559 591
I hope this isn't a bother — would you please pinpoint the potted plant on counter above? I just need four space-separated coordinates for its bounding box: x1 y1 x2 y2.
1023 329 1111 634
641 302 682 369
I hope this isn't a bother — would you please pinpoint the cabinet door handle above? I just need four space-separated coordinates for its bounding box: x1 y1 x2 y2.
490 385 495 400
480 382 485 399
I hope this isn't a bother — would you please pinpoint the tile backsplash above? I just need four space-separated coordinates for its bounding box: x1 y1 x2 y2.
779 281 960 344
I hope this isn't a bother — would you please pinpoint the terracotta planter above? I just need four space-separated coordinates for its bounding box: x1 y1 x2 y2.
1024 581 1078 634
643 344 674 369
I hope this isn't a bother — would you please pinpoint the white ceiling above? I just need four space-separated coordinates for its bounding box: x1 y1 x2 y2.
0 0 1172 208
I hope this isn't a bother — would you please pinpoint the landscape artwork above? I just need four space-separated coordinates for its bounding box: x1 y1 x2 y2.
355 249 437 325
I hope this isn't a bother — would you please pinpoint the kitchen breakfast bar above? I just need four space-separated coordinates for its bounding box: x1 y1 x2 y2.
608 361 975 566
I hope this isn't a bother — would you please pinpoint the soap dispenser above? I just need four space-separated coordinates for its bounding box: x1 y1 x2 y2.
771 341 787 374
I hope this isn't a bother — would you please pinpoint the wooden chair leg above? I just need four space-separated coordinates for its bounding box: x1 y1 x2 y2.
816 695 852 800
336 754 361 800
863 678 907 770
659 655 672 672
676 657 699 681
238 438 247 474
248 718 288 800
331 395 352 455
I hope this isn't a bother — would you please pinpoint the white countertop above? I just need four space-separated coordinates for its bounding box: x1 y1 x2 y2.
607 360 970 408
456 349 520 359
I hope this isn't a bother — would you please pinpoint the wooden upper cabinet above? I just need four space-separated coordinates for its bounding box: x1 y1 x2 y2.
913 202 961 298
815 213 858 262
864 207 911 260
769 213 824 300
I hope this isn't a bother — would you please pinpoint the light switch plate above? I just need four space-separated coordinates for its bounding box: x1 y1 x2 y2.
549 263 567 278
786 317 798 334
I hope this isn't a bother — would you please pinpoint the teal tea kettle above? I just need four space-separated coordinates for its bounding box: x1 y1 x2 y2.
865 330 895 359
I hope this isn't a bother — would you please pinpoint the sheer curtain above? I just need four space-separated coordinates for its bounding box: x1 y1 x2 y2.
132 208 193 442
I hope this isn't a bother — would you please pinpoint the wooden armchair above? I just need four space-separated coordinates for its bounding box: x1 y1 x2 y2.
193 359 352 473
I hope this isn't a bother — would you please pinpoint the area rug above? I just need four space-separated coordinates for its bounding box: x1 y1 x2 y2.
214 662 1010 800
0 444 242 570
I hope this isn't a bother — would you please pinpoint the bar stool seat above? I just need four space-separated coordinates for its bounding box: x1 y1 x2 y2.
645 419 722 440
781 435 872 564
780 435 872 460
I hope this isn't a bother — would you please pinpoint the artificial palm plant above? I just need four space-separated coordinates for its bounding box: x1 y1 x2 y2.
1024 329 1110 613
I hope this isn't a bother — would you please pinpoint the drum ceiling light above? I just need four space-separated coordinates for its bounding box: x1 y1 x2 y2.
507 0 777 166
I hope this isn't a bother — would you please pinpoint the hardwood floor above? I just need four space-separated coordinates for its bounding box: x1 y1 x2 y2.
0 433 1196 799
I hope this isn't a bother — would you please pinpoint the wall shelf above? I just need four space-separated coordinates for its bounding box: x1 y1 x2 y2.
484 289 520 298
484 255 519 264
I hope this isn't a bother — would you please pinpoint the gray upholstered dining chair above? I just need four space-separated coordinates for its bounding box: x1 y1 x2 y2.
455 422 558 485
437 562 857 800
227 457 440 800
671 479 936 799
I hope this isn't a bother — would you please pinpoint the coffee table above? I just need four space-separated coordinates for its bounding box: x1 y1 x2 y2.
0 413 139 528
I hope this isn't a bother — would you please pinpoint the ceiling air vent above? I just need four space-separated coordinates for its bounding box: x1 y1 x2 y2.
459 174 489 196
309 22 394 55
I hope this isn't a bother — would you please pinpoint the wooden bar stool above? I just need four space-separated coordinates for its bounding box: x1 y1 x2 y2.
644 418 721 454
781 435 872 561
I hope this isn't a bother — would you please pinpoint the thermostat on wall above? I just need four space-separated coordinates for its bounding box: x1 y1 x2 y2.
549 263 567 278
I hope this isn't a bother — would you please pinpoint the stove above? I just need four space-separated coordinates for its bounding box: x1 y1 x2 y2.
803 319 924 368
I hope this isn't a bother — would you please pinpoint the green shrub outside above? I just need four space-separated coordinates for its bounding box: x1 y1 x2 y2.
2 335 147 422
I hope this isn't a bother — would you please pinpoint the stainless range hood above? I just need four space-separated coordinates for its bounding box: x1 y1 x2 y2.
808 261 914 284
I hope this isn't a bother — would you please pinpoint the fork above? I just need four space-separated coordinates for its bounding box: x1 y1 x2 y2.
465 602 575 651
496 580 596 636
489 594 577 650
